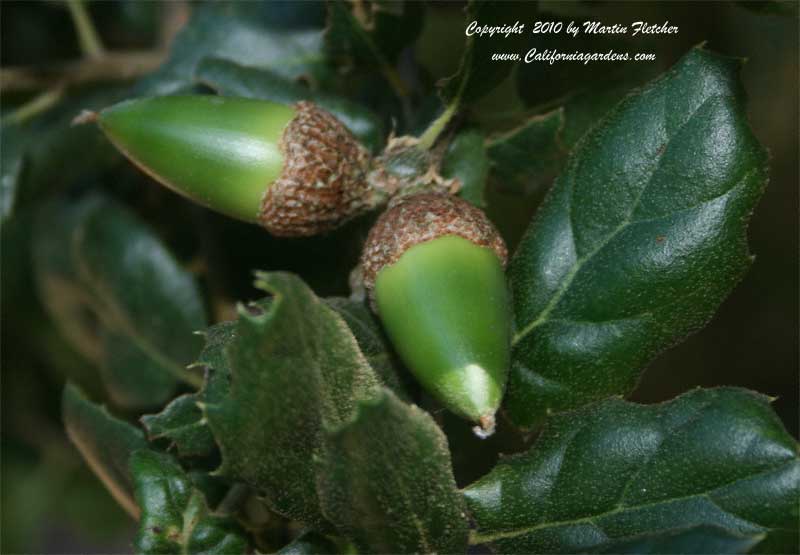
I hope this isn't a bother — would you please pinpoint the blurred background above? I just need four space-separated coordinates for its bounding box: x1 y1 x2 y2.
1 1 797 553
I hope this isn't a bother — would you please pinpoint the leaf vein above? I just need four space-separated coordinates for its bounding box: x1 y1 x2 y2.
615 400 713 507
512 166 754 346
470 458 794 545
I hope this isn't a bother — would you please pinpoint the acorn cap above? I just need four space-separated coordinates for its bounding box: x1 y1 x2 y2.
361 193 508 298
260 101 372 236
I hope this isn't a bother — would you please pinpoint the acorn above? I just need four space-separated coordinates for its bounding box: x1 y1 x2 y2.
361 193 510 436
94 95 373 236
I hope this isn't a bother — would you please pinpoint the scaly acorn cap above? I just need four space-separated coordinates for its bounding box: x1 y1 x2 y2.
259 101 373 236
96 96 372 237
361 193 508 297
360 193 510 435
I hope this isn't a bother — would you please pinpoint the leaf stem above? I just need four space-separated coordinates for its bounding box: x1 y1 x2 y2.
66 0 105 60
418 101 458 150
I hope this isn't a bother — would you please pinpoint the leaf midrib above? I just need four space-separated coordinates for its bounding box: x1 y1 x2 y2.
150 412 207 438
70 216 203 388
512 93 740 346
469 458 794 545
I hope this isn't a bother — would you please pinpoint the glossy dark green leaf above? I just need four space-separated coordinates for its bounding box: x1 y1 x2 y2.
62 383 148 518
325 0 423 66
506 47 768 427
486 109 565 195
138 5 331 96
130 450 248 554
323 0 422 117
440 1 537 105
318 390 469 554
598 525 763 554
1 206 101 394
277 531 341 555
483 70 656 199
441 129 490 207
465 388 799 554
195 57 384 152
34 194 207 409
205 272 382 526
557 67 659 151
324 297 409 400
2 84 127 220
141 322 235 459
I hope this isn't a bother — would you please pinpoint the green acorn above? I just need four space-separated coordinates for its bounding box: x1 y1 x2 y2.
96 95 372 236
361 193 510 436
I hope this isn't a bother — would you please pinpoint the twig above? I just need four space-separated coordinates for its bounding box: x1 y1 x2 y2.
1 87 65 126
0 50 167 92
418 101 458 150
66 0 105 60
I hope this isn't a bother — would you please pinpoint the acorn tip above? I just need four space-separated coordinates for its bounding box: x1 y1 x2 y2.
472 413 496 439
71 110 99 126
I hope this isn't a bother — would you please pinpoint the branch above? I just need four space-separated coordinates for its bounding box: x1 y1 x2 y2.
1 87 65 125
418 102 458 150
66 0 105 59
0 50 167 92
